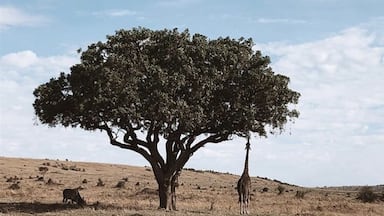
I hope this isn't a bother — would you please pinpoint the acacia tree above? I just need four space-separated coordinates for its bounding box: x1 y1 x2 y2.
33 27 300 209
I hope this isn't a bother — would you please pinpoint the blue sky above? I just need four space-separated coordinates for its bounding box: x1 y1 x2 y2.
1 0 383 187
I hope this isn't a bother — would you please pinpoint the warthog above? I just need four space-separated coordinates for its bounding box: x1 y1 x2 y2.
62 188 86 206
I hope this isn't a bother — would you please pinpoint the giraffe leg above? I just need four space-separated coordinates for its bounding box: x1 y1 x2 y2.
245 200 249 215
240 196 245 215
239 197 242 214
239 201 242 214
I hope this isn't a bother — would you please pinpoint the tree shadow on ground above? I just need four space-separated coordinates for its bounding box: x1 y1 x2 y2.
0 202 81 214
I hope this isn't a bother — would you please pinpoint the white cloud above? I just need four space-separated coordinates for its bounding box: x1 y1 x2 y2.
0 6 48 30
0 50 78 80
251 22 384 186
92 9 137 17
0 49 149 167
0 51 77 121
0 50 78 132
157 0 201 7
256 18 308 24
0 50 38 68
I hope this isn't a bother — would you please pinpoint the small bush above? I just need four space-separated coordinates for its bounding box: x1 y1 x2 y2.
46 178 57 185
277 185 285 195
9 183 20 190
6 176 22 183
115 180 125 188
295 190 306 199
42 162 50 166
96 178 105 187
38 166 49 172
380 192 384 202
357 186 377 203
69 165 81 171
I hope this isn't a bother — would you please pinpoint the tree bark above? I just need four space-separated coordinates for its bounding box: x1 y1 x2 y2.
155 170 180 210
170 170 180 210
158 180 169 209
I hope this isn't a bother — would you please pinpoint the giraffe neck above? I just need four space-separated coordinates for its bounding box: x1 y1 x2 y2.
243 142 250 174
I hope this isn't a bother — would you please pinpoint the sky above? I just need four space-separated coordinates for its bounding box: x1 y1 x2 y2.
0 0 383 187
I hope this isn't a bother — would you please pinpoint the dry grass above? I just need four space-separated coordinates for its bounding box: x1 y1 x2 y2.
0 156 383 216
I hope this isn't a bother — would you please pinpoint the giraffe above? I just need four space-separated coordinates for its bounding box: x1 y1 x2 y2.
237 136 251 215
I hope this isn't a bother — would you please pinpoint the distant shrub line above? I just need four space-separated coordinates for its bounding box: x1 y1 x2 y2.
357 186 384 203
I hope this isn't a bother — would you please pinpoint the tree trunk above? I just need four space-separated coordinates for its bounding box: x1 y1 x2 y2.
170 170 180 210
156 172 179 210
158 181 169 209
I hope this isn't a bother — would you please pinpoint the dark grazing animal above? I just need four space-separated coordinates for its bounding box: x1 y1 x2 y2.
62 188 86 206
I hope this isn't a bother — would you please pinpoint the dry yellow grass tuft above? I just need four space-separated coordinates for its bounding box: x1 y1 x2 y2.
0 156 383 215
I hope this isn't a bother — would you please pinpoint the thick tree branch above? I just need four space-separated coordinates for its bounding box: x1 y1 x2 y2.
173 149 193 175
149 141 165 169
146 121 155 143
165 139 175 168
190 133 230 153
185 135 196 150
145 122 165 168
165 133 230 177
123 123 148 147
177 136 187 152
153 125 160 144
100 124 153 164
165 129 182 170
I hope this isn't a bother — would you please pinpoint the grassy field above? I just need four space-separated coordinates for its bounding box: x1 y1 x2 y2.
0 156 383 216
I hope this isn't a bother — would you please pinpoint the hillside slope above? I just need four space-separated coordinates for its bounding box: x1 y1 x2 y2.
0 156 383 216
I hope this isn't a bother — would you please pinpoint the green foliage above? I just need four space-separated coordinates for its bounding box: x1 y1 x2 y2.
32 28 300 208
33 27 300 138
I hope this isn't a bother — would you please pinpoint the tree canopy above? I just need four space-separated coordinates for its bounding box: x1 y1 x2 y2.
33 27 300 209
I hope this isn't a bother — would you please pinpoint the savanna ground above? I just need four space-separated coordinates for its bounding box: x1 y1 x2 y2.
0 156 383 216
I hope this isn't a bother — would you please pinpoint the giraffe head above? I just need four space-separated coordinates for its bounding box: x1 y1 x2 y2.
245 135 251 150
245 141 251 151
